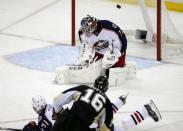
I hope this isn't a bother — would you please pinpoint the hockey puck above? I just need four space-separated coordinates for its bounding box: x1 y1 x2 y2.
116 4 121 9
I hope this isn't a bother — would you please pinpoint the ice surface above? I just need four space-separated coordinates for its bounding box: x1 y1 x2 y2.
0 0 183 130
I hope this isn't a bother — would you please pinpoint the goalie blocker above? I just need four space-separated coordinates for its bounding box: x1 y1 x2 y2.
55 61 137 87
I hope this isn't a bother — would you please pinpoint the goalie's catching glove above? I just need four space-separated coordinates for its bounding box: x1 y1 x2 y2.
77 42 95 67
102 53 118 69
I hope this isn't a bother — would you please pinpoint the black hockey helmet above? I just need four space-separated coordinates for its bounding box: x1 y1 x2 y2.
80 15 97 36
94 75 109 93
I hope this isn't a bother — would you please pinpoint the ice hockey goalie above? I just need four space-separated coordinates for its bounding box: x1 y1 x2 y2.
55 42 136 87
55 15 137 86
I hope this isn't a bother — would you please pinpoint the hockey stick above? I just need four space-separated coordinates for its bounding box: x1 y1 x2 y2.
101 40 115 76
0 127 22 131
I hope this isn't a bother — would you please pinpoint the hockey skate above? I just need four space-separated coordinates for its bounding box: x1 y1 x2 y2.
144 100 162 122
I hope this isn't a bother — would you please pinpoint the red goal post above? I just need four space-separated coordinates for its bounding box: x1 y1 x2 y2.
70 0 183 61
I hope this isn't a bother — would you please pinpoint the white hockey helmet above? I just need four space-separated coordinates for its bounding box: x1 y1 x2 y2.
32 95 47 114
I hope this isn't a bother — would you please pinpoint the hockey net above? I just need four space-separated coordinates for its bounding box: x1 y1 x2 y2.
120 0 183 61
62 0 183 62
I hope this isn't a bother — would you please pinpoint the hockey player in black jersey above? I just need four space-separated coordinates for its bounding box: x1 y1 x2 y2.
23 85 162 131
52 75 162 131
51 75 113 131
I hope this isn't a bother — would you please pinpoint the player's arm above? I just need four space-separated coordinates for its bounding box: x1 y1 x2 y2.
45 104 55 125
102 98 114 130
53 85 89 113
53 91 80 113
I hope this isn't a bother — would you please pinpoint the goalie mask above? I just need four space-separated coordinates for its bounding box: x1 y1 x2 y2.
94 75 109 93
80 15 97 36
32 95 47 114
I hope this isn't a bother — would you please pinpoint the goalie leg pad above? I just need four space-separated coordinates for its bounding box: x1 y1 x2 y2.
126 61 137 79
55 60 102 84
55 65 68 84
108 67 127 87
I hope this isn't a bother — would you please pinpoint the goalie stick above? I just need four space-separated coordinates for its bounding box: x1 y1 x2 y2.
101 40 115 76
0 127 22 131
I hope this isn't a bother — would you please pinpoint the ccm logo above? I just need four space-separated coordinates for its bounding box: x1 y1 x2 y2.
69 66 83 70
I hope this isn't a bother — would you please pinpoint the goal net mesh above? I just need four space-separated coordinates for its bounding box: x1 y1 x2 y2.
62 0 183 62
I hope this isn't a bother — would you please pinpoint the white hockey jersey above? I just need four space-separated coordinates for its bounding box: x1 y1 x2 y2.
78 20 127 58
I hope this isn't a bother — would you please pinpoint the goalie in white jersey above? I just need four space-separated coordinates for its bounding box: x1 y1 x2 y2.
78 15 127 73
55 15 136 86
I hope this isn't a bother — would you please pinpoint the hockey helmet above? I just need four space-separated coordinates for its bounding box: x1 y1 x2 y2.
80 15 97 36
94 75 109 93
32 95 47 114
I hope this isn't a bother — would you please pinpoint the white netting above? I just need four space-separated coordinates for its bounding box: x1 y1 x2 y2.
62 0 183 61
119 0 183 59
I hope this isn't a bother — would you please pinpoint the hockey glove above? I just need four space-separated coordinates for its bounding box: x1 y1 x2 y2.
52 108 59 120
102 53 118 69
23 121 38 131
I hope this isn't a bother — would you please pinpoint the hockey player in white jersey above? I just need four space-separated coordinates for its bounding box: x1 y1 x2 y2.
23 95 55 131
55 15 137 86
78 15 127 69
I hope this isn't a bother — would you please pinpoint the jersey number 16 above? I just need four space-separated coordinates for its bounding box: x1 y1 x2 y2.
80 89 106 112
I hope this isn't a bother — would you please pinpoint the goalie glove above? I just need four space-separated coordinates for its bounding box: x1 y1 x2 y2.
102 53 118 69
77 42 95 67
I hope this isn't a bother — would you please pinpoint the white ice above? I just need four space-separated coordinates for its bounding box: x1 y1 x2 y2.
0 0 183 130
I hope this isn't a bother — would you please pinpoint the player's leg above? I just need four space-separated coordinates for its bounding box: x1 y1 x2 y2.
121 100 162 130
112 94 129 113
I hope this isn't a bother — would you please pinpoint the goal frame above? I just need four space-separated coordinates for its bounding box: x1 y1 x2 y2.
71 0 162 60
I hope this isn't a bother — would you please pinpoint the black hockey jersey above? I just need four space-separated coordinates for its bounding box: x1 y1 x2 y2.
63 85 113 128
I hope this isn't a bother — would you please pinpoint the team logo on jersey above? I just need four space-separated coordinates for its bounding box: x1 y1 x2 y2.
93 40 109 50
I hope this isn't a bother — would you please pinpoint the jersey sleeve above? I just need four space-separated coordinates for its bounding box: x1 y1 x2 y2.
100 20 127 54
54 85 89 113
53 91 78 113
104 97 113 128
44 105 55 125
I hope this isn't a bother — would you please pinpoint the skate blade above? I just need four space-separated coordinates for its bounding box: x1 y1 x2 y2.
149 100 162 121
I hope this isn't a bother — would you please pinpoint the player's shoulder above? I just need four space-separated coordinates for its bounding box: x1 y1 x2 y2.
98 20 119 31
63 85 90 93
